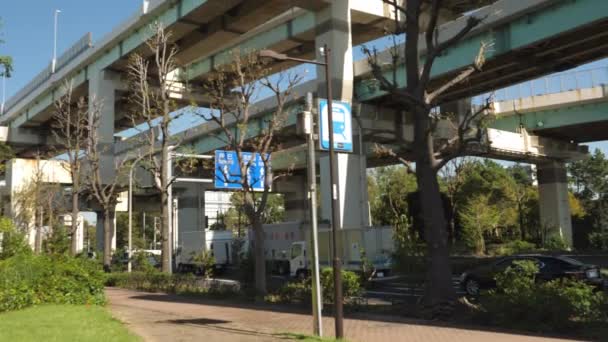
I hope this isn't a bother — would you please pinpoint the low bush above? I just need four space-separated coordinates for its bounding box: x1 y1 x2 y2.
320 268 362 303
493 240 537 256
269 268 362 305
481 260 606 333
589 231 608 250
272 280 311 304
105 271 239 298
0 218 31 260
0 254 106 312
543 236 570 251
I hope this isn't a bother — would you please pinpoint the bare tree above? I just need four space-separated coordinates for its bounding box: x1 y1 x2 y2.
363 1 494 315
52 82 88 255
11 156 62 253
126 23 185 273
195 52 299 295
85 98 128 270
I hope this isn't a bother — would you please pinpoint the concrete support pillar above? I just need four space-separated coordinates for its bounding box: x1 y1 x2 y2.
95 210 116 252
88 70 120 183
537 161 573 246
275 174 308 222
320 154 370 229
315 0 370 229
176 184 205 244
314 0 353 101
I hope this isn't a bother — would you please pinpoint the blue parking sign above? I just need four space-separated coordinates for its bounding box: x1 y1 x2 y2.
214 150 268 191
319 99 353 152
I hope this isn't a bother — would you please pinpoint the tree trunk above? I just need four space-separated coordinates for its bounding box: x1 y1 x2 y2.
414 114 456 314
160 189 171 273
252 218 267 295
103 207 113 271
449 204 457 245
34 207 43 254
70 191 80 255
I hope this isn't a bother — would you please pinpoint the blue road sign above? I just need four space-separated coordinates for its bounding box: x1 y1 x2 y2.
214 150 268 191
319 99 353 152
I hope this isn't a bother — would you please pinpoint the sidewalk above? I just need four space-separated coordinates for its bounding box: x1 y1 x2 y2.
106 288 581 342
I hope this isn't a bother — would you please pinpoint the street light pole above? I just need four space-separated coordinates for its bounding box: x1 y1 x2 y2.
52 9 61 73
128 155 146 273
321 45 344 339
259 46 344 338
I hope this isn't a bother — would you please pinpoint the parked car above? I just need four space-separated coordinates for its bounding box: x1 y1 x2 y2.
460 254 604 296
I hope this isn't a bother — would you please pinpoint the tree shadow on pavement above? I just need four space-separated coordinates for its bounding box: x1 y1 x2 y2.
159 317 280 339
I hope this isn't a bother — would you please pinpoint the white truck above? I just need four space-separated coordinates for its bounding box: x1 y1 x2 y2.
176 230 233 274
251 223 394 279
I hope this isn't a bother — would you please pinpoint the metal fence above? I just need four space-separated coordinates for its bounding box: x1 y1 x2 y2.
474 66 608 104
2 32 93 116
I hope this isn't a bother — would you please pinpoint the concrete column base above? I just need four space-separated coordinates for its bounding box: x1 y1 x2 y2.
537 161 573 246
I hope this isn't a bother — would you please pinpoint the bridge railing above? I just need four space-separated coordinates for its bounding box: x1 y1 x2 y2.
474 66 608 104
1 32 93 117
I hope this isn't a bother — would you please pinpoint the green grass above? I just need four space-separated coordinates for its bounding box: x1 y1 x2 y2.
0 305 140 342
276 332 347 341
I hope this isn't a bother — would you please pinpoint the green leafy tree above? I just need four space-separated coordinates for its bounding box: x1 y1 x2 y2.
368 166 416 226
0 19 12 78
569 149 608 231
218 193 285 234
459 194 501 254
115 212 145 250
455 160 518 241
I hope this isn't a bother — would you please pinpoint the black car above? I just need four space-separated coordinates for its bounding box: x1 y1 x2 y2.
460 254 604 296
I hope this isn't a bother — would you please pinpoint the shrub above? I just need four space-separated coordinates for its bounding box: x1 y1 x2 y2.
320 268 362 303
482 260 606 332
0 254 106 312
0 218 30 260
269 268 363 305
131 251 158 273
105 271 239 298
43 225 71 255
191 250 216 278
272 280 311 304
589 231 608 250
494 240 537 256
543 236 570 251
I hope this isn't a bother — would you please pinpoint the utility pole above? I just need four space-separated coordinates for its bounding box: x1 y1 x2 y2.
52 9 61 73
258 45 343 338
300 92 323 336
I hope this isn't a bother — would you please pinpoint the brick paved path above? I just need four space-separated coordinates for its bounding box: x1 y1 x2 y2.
106 288 581 342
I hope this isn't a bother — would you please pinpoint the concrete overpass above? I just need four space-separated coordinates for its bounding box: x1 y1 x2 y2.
492 66 608 142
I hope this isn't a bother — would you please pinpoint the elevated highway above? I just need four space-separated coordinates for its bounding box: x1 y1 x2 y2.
2 0 607 249
491 66 608 143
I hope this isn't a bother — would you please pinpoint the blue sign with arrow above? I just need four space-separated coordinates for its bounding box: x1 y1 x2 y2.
214 150 268 191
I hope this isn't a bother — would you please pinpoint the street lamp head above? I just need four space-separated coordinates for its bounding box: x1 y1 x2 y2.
259 49 288 61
